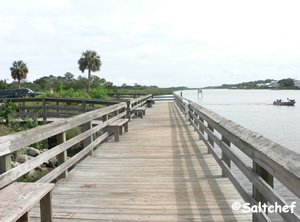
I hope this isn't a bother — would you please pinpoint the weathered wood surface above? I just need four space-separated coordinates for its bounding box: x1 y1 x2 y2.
0 182 54 222
174 94 300 221
30 102 250 221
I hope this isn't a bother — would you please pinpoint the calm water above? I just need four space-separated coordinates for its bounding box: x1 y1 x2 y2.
180 89 300 220
181 89 300 154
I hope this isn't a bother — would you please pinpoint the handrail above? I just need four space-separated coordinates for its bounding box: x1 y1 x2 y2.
0 97 122 121
153 94 174 101
0 97 121 104
174 93 300 222
127 94 152 119
0 101 127 189
108 93 173 100
0 94 152 189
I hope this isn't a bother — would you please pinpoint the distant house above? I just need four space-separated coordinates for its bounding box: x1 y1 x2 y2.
294 79 300 88
256 82 273 88
256 83 264 87
270 80 278 88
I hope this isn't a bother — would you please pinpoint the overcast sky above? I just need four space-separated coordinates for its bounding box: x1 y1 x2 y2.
1 0 300 87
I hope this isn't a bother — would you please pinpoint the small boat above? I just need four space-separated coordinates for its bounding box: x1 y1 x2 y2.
273 98 296 106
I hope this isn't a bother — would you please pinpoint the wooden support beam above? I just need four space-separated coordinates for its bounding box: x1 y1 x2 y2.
82 101 87 113
42 98 47 123
0 154 11 174
207 123 214 153
252 162 274 222
221 135 231 177
82 122 93 156
40 190 53 222
56 132 68 179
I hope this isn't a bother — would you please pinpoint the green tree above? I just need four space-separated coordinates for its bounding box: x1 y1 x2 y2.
90 75 106 89
78 50 102 93
278 78 295 88
64 72 75 81
0 80 6 89
10 60 29 89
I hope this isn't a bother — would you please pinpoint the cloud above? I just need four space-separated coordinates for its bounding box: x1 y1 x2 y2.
1 0 300 87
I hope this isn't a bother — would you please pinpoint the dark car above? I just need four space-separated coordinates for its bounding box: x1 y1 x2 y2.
0 88 42 98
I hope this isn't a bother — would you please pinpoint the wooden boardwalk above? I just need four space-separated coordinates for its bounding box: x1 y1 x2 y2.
31 102 250 221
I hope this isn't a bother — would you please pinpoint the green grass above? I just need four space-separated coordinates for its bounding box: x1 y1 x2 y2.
0 124 16 136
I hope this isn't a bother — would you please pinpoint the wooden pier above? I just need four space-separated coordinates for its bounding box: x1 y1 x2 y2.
28 102 248 221
1 94 299 221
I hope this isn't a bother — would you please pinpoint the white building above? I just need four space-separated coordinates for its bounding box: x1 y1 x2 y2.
270 80 278 88
256 83 264 87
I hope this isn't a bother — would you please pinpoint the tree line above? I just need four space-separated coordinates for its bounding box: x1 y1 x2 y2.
210 78 298 89
6 50 101 92
1 49 183 97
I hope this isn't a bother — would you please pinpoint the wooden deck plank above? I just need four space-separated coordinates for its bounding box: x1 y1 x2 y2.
30 102 251 221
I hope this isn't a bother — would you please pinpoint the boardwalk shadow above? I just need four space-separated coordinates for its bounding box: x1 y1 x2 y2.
168 102 240 222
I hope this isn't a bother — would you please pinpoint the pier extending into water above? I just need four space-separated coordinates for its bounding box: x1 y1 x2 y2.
0 94 299 221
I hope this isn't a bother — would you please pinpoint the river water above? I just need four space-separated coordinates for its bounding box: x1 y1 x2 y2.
181 89 300 154
179 89 300 220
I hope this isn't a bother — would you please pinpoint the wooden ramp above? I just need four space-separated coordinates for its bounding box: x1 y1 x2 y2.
31 102 251 221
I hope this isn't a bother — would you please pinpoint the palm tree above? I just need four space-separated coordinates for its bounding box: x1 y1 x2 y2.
78 50 102 93
10 60 29 89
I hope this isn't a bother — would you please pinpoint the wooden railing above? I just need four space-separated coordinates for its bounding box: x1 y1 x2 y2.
126 94 152 120
108 93 148 100
108 93 171 101
153 94 174 101
0 95 152 189
0 102 127 188
174 93 300 222
0 97 121 121
0 95 152 121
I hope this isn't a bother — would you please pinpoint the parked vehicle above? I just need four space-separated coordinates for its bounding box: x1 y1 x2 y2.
0 88 42 98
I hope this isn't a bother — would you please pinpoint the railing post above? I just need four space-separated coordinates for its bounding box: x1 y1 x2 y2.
82 121 94 156
23 101 27 114
0 155 11 174
82 101 87 113
221 136 231 177
56 101 59 116
207 124 214 153
56 132 68 179
42 98 49 148
126 101 131 121
42 98 47 123
252 162 274 222
193 112 198 131
199 117 204 134
183 100 189 121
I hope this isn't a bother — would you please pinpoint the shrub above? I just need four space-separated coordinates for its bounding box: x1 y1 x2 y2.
0 100 17 124
24 115 39 129
0 124 15 136
40 89 90 98
90 87 108 99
